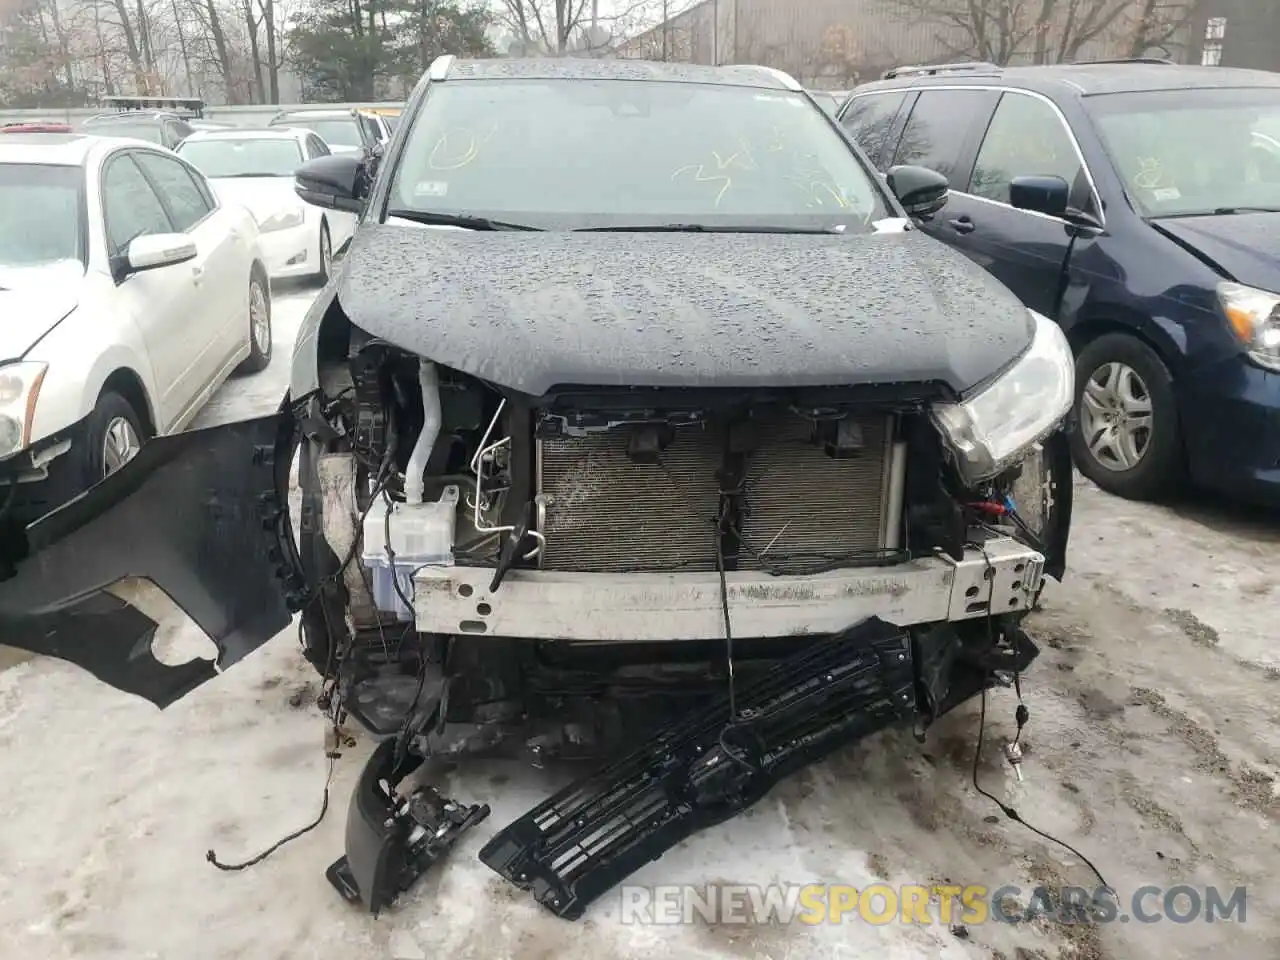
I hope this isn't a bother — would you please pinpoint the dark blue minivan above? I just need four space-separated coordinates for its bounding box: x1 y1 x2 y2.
838 61 1280 505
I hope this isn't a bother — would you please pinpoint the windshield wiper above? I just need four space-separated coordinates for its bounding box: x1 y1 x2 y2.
386 210 544 231
1211 206 1280 215
574 223 846 234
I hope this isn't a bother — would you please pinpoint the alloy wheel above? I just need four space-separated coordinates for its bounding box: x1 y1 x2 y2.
1079 361 1153 471
102 416 141 477
250 281 270 354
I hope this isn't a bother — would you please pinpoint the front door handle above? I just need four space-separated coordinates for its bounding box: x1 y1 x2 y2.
949 216 976 234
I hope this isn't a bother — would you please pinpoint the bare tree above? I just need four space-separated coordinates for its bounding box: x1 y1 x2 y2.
257 0 282 102
498 0 675 56
884 0 1140 66
815 23 864 85
1123 0 1201 58
1050 0 1134 62
883 0 1037 64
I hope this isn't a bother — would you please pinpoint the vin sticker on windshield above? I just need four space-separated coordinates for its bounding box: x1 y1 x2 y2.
413 180 449 197
1152 187 1181 201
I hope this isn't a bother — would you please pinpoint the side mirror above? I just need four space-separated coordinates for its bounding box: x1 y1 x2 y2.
294 154 366 213
1010 175 1069 218
115 233 197 281
885 164 949 218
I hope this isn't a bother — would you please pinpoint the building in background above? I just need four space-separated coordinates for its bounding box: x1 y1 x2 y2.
1190 1 1280 72
615 0 1234 87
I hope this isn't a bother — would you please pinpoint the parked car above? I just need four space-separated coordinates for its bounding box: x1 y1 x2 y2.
0 132 272 531
364 105 404 132
837 60 1280 505
0 58 1073 919
267 107 390 153
81 104 200 150
1 121 73 134
177 127 357 282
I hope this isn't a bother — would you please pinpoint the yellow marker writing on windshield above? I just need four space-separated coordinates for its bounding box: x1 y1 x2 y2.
671 143 758 206
428 123 498 170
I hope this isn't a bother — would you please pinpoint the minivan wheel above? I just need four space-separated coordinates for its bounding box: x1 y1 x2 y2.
1069 333 1184 501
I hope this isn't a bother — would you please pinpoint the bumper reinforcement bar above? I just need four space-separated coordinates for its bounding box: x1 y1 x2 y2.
415 535 1044 642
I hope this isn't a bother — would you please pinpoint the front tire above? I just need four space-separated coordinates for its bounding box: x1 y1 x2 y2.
314 221 333 285
1068 332 1183 501
238 270 272 374
82 391 147 484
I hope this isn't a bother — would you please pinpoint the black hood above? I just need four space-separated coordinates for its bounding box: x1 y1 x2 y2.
334 224 1033 397
1154 212 1280 292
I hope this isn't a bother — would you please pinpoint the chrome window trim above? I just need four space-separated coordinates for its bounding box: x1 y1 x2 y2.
951 189 1103 233
848 83 1106 228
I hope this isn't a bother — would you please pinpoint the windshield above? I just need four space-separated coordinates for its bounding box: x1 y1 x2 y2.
0 163 83 269
279 117 361 147
178 137 303 177
387 78 887 230
82 117 164 144
1088 86 1280 217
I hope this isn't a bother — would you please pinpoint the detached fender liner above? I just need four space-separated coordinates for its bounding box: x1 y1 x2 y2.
0 410 303 708
478 616 916 920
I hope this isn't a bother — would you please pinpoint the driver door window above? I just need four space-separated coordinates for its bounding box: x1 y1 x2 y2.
307 134 330 159
970 92 1085 208
136 150 239 368
134 151 212 232
840 92 908 171
103 154 173 253
101 152 201 429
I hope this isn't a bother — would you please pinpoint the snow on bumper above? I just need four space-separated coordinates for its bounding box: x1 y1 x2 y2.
413 536 1044 642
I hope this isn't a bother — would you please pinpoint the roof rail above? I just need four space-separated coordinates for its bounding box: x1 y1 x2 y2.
1070 56 1174 65
882 61 1001 80
100 95 205 118
429 54 456 81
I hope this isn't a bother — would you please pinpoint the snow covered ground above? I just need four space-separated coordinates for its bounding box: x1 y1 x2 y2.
1 282 1278 960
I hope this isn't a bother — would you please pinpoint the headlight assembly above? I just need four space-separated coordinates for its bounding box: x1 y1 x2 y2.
0 361 48 460
931 311 1074 486
259 206 306 233
1218 281 1280 372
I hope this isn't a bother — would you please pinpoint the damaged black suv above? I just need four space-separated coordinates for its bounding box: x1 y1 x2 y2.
0 57 1075 920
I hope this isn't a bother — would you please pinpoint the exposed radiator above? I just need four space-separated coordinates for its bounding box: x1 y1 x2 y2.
536 413 894 574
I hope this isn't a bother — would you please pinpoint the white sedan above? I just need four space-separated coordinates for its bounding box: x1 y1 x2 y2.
0 131 272 525
177 127 357 283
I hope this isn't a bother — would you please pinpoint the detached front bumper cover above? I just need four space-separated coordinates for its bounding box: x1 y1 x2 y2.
0 411 302 707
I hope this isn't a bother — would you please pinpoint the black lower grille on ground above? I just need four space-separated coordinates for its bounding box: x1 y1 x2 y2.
478 615 916 920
